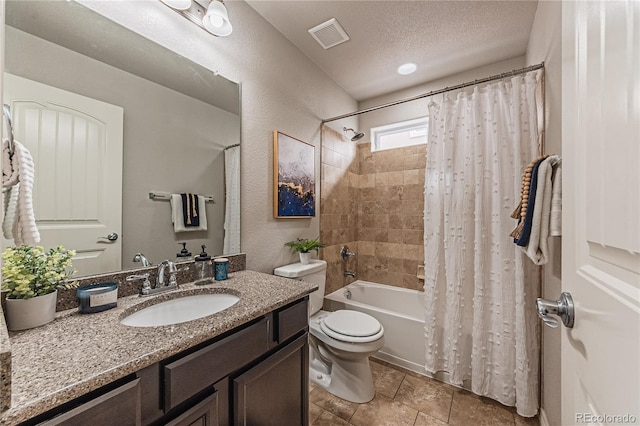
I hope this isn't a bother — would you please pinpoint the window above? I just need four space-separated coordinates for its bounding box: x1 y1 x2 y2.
370 117 428 152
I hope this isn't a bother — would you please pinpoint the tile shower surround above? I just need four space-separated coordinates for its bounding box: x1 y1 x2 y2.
320 126 426 295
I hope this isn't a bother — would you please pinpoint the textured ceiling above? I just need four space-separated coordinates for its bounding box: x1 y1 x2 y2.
246 0 539 101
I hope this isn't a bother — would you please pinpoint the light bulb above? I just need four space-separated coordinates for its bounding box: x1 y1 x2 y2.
207 15 224 28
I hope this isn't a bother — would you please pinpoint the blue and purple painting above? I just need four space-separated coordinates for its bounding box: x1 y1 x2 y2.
275 132 315 217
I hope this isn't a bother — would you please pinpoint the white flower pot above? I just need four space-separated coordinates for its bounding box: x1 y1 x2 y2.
4 290 57 331
299 252 311 265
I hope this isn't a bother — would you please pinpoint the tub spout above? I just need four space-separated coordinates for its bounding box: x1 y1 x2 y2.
344 271 356 278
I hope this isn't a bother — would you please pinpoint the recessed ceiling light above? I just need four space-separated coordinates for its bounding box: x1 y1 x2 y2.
397 63 417 75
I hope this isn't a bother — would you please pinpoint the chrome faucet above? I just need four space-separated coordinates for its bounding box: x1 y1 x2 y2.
156 260 174 287
344 271 356 278
128 260 180 297
132 253 152 267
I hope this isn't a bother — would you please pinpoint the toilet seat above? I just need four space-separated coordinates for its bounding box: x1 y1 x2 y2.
320 310 383 343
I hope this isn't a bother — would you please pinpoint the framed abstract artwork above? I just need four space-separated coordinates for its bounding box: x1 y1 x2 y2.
273 131 315 218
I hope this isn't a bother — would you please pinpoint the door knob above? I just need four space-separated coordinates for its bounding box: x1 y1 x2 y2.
99 232 118 242
536 292 574 328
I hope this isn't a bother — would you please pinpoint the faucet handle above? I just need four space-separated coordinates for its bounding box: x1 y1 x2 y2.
126 273 152 294
341 245 357 262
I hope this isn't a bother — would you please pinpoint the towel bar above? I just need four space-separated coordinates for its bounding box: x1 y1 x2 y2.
149 191 214 203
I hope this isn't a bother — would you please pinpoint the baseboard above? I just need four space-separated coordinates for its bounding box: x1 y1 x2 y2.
539 408 551 426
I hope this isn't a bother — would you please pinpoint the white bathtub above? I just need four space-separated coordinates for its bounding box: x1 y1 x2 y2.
323 280 428 375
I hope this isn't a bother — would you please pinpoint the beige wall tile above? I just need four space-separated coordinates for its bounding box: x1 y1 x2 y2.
403 244 421 260
387 171 404 185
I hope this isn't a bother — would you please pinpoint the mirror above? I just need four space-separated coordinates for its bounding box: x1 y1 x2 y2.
3 1 241 277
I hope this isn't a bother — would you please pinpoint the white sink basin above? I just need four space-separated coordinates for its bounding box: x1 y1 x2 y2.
121 293 240 327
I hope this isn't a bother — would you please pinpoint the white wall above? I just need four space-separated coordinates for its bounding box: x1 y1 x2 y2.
78 0 358 273
358 56 526 136
526 2 563 425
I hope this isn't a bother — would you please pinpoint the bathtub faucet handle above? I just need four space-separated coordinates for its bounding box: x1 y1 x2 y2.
341 245 356 262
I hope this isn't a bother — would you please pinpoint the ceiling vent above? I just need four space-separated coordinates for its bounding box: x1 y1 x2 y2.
308 18 350 50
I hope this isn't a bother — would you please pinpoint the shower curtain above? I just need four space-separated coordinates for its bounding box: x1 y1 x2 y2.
223 145 241 254
423 70 542 417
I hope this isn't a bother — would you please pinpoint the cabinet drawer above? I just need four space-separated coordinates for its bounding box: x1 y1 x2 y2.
41 378 141 426
164 318 269 410
164 391 219 426
275 298 308 343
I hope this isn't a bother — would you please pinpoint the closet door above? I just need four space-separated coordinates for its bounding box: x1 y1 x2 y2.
561 1 639 424
3 73 123 275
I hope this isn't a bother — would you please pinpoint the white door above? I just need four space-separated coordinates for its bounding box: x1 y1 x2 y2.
562 1 640 425
3 73 123 276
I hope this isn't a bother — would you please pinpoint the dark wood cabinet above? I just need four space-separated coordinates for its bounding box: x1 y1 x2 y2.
233 334 308 426
28 297 309 426
164 392 220 426
40 378 141 426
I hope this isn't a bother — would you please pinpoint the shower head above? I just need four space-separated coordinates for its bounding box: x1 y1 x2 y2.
343 127 365 142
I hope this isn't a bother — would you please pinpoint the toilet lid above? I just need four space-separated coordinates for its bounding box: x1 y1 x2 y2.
320 310 383 343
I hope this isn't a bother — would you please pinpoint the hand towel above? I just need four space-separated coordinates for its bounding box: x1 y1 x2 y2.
514 157 545 247
2 139 40 245
180 193 200 227
523 155 561 265
170 194 207 232
550 161 562 236
3 184 18 239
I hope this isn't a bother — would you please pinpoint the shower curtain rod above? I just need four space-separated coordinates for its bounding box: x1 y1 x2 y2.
321 62 545 124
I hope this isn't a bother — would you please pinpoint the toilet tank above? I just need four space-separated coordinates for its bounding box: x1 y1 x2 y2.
273 260 326 316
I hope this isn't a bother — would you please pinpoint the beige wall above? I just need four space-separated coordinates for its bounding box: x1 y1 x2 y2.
319 126 358 295
356 143 425 290
319 133 425 294
526 2 563 425
79 1 358 274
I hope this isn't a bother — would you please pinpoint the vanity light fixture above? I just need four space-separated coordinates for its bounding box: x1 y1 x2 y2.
160 0 233 37
160 0 192 10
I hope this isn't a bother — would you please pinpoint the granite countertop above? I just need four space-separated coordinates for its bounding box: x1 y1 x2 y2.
0 270 316 425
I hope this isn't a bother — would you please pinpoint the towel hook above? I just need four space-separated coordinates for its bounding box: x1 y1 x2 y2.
2 104 15 157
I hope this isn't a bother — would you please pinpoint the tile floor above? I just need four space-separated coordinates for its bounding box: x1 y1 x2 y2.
309 359 540 426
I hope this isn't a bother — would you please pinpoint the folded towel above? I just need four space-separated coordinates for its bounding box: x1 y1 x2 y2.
170 194 207 232
2 139 40 245
515 157 545 247
523 155 561 265
180 193 200 227
550 161 562 236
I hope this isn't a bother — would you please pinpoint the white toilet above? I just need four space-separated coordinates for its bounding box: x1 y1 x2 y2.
274 260 384 403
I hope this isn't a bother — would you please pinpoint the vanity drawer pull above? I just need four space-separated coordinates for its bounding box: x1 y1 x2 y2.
164 318 269 411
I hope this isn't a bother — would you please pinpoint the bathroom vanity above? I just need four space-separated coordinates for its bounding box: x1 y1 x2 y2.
0 271 315 425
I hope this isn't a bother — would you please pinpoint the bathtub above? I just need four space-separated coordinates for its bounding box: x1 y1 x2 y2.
323 280 428 376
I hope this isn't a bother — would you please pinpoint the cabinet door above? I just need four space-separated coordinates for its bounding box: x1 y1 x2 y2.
233 334 308 426
41 379 140 426
164 392 219 426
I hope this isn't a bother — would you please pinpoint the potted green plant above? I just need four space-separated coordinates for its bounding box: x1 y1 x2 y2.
284 237 324 265
2 245 76 331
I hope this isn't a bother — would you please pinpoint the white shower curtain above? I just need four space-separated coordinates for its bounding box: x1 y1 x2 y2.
423 70 542 417
223 145 241 254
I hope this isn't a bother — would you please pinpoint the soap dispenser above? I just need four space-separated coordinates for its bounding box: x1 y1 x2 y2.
176 242 192 262
194 245 212 280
